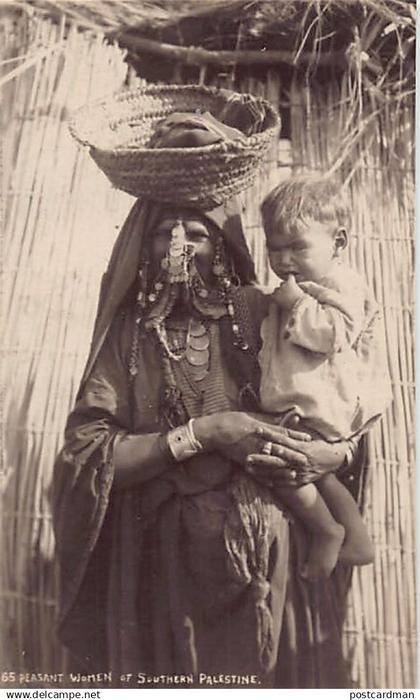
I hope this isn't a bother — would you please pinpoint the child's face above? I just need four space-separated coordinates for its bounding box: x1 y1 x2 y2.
266 218 339 283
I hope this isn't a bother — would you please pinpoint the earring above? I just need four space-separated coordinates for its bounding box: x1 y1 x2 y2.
212 238 225 277
136 260 149 307
212 237 226 277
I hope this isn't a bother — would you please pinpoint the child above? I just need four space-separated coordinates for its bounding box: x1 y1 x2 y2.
259 175 392 579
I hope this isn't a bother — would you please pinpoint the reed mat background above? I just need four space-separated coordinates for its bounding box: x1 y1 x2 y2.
0 6 415 689
1 14 137 680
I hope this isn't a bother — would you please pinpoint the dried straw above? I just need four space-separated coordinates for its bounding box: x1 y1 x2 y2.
1 14 137 676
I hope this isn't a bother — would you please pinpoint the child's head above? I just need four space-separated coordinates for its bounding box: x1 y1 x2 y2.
261 175 351 282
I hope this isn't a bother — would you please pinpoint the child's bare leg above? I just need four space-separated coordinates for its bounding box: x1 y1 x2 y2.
277 482 345 579
318 473 374 565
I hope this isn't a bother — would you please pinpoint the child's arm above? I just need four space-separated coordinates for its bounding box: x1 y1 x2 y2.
273 275 365 355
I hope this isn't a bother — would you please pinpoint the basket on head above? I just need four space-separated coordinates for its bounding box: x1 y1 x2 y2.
68 84 280 210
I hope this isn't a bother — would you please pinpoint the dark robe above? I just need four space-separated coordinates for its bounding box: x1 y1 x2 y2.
53 285 367 688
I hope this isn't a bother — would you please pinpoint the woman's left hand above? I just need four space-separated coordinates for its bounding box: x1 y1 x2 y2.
246 437 348 487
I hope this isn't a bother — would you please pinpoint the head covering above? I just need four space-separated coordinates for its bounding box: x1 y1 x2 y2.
78 102 261 389
80 196 256 390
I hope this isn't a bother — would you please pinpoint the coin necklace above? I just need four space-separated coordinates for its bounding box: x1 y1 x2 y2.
155 317 210 382
184 318 210 382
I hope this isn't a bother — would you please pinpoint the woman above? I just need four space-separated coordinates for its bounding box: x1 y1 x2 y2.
53 102 364 688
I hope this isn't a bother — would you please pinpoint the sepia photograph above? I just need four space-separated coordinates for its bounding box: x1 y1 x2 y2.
0 0 416 692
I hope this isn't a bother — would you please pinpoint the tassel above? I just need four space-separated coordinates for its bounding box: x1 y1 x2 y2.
224 476 275 672
250 574 274 671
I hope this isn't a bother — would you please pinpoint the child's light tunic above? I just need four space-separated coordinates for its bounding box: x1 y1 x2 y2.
259 264 392 440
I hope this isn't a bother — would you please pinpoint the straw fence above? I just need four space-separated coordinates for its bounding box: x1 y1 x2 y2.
1 11 415 689
1 15 138 678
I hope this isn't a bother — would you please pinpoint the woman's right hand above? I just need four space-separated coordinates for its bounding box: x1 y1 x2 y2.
193 412 311 476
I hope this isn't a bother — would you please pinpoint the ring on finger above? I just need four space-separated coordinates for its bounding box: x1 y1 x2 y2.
261 441 273 455
290 469 297 480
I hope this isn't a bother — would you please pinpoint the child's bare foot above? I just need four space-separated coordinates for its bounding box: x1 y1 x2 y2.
301 523 345 580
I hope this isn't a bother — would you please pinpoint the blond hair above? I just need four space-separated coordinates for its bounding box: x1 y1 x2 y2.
261 175 351 237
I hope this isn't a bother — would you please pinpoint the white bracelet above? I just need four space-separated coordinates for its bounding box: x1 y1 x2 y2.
166 419 203 462
186 419 203 451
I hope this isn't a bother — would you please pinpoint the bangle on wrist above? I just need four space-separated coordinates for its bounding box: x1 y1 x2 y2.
166 418 204 462
157 434 177 463
188 418 203 450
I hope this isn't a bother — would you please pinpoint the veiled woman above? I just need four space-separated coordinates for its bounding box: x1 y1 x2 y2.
53 89 367 688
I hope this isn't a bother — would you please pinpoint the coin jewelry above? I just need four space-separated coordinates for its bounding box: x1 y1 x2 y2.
154 317 210 383
184 318 210 382
128 228 256 403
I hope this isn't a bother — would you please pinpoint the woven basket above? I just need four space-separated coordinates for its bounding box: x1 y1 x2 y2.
69 84 280 209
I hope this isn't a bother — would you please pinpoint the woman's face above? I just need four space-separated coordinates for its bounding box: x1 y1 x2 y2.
150 210 217 284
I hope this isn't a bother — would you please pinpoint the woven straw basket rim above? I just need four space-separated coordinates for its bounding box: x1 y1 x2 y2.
68 83 280 207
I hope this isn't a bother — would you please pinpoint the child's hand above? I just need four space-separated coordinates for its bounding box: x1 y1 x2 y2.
299 280 329 302
272 275 305 310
